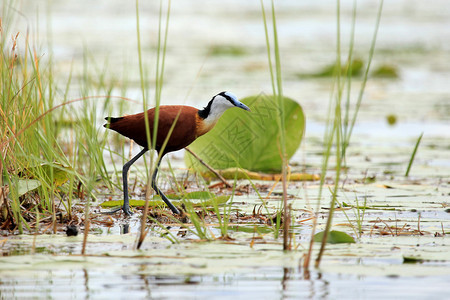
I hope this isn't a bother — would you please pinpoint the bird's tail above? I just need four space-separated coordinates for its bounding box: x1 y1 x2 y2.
103 117 123 128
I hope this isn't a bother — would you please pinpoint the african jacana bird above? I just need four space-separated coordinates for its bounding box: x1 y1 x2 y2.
104 91 250 215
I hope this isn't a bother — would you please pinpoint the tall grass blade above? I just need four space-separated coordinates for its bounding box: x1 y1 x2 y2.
135 0 151 249
313 0 384 269
137 0 172 249
342 0 358 166
405 132 423 177
342 0 384 158
260 0 290 250
315 0 344 268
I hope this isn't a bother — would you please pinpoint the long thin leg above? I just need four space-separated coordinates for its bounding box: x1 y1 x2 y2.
151 157 181 215
121 148 148 215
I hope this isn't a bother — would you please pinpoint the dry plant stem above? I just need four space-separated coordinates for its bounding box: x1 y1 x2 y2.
137 185 151 250
32 209 39 254
129 140 134 161
418 213 422 235
52 195 56 234
378 218 394 236
315 155 341 267
282 165 291 251
185 147 232 188
82 181 92 255
400 223 408 235
262 177 282 205
282 164 290 251
137 227 150 249
303 211 318 270
82 217 90 255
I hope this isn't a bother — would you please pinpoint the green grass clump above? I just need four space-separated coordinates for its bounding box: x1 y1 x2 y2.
311 0 385 269
0 7 117 233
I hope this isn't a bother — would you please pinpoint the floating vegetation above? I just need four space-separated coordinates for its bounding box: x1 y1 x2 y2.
100 192 231 210
313 230 356 244
296 58 364 78
209 44 247 56
386 114 398 126
372 64 399 78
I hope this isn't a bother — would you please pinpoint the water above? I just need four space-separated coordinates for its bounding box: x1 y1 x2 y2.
1 253 450 299
2 268 449 299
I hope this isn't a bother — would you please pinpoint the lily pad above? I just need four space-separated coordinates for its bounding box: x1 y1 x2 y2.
185 94 305 172
313 230 356 244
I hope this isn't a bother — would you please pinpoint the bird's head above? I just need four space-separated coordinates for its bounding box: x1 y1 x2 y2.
211 92 250 111
213 91 251 112
197 91 251 133
198 91 250 122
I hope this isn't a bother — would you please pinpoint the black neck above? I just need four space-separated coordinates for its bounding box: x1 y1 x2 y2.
198 98 213 119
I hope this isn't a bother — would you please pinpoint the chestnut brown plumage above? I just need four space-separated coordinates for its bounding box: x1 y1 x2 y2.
104 91 250 215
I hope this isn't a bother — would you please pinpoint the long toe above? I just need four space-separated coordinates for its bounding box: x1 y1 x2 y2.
123 206 133 216
100 207 122 215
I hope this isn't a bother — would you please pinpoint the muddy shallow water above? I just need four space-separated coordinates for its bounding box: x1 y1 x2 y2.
2 0 450 298
2 232 450 299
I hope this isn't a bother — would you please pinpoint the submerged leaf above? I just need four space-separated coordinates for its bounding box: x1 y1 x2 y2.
185 94 305 172
173 191 214 200
372 64 399 78
201 167 319 181
313 230 355 244
297 58 364 78
403 252 450 263
228 225 272 234
100 194 230 208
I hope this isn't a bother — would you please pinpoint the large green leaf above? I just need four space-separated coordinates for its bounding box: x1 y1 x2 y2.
21 163 70 188
185 94 305 172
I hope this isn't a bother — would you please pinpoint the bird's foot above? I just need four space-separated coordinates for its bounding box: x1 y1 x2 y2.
122 206 133 216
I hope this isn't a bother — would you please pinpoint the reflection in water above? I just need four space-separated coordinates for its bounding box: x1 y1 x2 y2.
1 266 449 298
83 269 90 300
138 265 153 299
121 223 130 234
281 267 291 297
